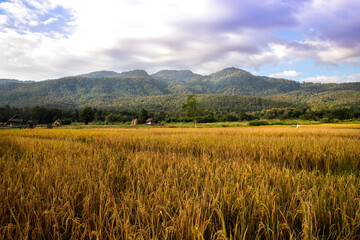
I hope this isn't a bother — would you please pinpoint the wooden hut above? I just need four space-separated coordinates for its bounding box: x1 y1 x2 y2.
26 120 36 129
5 115 23 128
145 118 157 126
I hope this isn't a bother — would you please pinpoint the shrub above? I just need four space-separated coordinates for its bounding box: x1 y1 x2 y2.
198 114 216 123
58 118 72 125
320 117 334 123
248 120 270 126
165 117 178 123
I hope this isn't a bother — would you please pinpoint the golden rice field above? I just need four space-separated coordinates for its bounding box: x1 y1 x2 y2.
1 125 360 239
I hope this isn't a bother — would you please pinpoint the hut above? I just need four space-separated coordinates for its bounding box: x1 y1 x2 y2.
5 115 23 128
26 120 36 129
145 118 157 126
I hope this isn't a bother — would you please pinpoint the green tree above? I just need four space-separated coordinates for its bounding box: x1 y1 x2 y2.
155 111 167 121
138 109 148 124
95 109 105 121
181 94 204 128
105 113 123 123
79 107 94 125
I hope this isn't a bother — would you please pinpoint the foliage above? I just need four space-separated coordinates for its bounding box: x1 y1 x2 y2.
181 94 205 127
105 113 123 123
165 117 177 123
0 68 358 111
154 111 167 121
248 120 270 126
58 118 72 125
79 107 94 125
138 109 149 124
151 69 202 84
181 94 203 118
198 114 216 123
221 113 239 122
1 104 359 127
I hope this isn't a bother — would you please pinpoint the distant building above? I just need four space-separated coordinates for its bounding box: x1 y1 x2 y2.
145 118 158 125
26 120 36 129
5 115 23 128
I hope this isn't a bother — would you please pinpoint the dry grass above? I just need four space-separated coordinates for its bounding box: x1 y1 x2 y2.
0 125 360 239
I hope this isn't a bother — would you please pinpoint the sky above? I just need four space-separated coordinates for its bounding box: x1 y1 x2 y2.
0 0 360 83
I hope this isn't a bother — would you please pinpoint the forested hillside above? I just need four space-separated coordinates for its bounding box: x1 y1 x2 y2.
0 67 359 112
102 94 295 113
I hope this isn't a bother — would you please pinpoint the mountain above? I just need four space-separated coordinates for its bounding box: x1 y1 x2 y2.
0 79 35 84
0 79 20 84
103 94 296 113
151 70 203 84
117 69 149 78
77 71 118 78
0 67 358 111
77 69 150 79
267 89 360 107
207 67 247 82
0 75 173 107
204 67 301 96
151 67 301 96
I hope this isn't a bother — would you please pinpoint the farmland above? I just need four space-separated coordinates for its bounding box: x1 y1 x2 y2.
1 125 360 239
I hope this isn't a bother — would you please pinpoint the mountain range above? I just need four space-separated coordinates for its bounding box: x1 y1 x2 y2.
0 68 359 112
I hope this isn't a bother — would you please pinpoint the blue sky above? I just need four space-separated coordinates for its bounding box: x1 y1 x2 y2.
0 0 359 83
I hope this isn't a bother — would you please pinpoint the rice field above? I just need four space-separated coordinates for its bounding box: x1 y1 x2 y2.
0 125 360 239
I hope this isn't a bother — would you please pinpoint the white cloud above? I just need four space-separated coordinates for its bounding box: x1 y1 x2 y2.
0 0 359 80
0 15 8 25
0 0 34 25
43 17 57 25
270 70 302 78
0 0 262 79
301 74 360 83
29 20 38 26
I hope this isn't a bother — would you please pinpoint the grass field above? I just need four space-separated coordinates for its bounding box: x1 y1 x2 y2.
1 125 360 239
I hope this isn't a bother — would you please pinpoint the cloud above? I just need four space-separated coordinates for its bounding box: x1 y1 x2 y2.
270 71 302 78
0 0 72 34
43 17 57 25
0 15 8 25
301 74 360 83
0 0 359 80
28 20 38 26
298 0 360 47
211 0 307 30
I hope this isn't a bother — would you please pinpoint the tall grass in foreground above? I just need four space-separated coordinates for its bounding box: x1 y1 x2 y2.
0 126 360 239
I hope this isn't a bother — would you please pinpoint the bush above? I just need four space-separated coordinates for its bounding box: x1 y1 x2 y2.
239 113 255 121
320 117 334 123
270 121 294 126
165 117 178 123
198 114 216 123
178 117 193 122
221 114 238 122
58 118 72 125
105 113 123 123
248 120 270 126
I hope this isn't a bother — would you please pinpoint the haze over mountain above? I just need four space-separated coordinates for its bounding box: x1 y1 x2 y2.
0 79 35 84
0 68 359 111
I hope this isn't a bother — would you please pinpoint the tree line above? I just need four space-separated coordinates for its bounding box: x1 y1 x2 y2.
1 103 358 126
